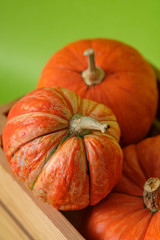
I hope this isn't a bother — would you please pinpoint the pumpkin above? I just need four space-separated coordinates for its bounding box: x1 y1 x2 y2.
2 87 123 210
37 38 158 146
65 135 160 239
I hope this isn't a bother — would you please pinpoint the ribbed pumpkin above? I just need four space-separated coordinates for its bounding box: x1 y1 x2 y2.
65 135 160 239
2 87 122 210
37 38 158 146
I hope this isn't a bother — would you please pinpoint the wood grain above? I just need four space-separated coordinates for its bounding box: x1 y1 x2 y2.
0 100 85 240
0 203 30 240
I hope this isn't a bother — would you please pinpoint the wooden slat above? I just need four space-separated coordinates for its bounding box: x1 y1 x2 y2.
0 100 85 240
0 203 30 240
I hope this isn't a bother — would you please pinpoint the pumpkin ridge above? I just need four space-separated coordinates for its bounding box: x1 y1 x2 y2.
82 138 91 205
88 193 149 240
10 127 68 160
7 88 73 122
83 134 122 205
54 88 75 115
66 41 92 68
91 39 122 62
82 100 99 117
32 136 90 210
115 190 143 199
143 215 154 240
47 65 82 74
3 112 69 158
135 144 150 181
65 46 87 68
103 78 156 116
114 81 157 113
98 40 143 69
92 132 119 143
31 146 58 190
114 208 152 240
77 97 84 113
96 200 152 240
47 87 74 119
80 99 104 120
122 144 147 191
31 132 72 190
120 172 144 196
7 112 70 124
18 92 74 120
79 85 90 100
94 84 114 113
91 39 127 70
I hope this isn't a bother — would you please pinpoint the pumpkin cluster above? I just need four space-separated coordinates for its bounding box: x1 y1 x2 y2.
2 38 160 239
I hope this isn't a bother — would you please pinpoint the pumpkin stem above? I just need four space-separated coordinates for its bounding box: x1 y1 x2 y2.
143 177 160 213
82 49 105 86
69 113 110 136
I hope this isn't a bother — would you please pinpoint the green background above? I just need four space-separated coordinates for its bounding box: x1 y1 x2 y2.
0 0 160 105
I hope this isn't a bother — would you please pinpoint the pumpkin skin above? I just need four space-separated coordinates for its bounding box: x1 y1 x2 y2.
2 87 122 210
67 135 160 239
37 38 158 146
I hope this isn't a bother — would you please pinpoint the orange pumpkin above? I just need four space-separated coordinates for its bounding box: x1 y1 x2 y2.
66 135 160 239
2 87 122 210
37 39 158 146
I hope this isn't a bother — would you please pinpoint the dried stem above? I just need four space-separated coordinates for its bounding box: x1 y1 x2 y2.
82 49 105 86
69 113 110 136
84 49 96 72
143 177 160 212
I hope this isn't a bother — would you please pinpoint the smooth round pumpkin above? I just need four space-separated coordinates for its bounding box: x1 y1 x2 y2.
37 38 158 146
2 87 123 210
67 135 160 239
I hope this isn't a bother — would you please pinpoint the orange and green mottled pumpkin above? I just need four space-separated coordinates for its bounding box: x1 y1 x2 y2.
2 87 122 210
